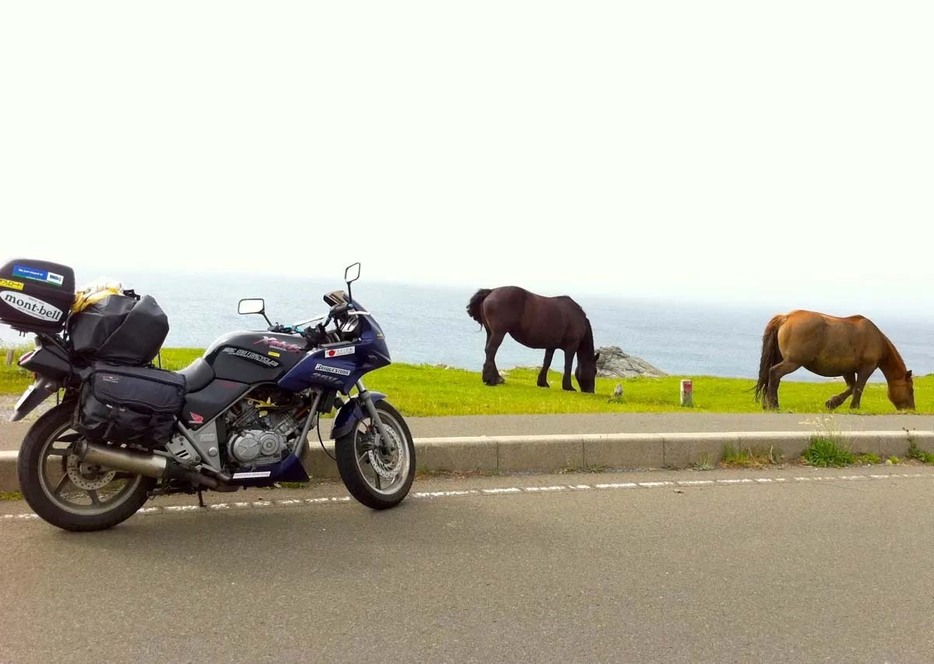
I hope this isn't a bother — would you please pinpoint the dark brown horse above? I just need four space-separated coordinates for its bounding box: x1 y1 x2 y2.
754 310 915 411
467 286 599 393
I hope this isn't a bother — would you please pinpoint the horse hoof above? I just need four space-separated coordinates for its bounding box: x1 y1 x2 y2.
537 382 550 388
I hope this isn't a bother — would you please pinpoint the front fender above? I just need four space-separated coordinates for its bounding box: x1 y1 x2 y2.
10 379 60 422
330 392 386 440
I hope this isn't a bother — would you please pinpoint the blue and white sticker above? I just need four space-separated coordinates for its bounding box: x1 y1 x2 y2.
12 264 64 287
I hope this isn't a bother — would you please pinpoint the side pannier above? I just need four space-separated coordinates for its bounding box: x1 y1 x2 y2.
76 364 185 447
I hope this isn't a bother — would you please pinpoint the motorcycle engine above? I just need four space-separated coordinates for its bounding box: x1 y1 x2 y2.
225 392 304 467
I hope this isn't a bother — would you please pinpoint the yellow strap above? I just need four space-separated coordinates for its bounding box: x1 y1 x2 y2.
71 284 124 313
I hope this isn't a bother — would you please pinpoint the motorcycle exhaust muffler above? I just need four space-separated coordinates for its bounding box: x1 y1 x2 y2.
76 440 219 488
77 440 167 478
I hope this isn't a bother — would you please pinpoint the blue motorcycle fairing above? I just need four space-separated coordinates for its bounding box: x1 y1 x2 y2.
227 452 310 487
331 391 387 441
277 309 391 393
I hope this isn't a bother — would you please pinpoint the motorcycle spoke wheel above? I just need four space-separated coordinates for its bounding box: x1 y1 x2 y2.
18 403 156 531
335 400 416 510
37 423 143 516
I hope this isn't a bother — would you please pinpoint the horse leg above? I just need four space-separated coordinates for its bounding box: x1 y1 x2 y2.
766 360 801 409
849 366 875 409
483 330 507 386
561 350 575 391
537 349 555 388
825 373 856 410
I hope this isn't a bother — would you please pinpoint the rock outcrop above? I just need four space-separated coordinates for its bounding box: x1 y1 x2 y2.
595 346 667 378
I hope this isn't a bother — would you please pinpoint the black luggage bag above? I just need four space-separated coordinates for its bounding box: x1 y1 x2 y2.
68 293 169 365
76 363 186 447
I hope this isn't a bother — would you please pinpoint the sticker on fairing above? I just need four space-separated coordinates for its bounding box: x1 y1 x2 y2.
254 336 304 353
0 291 63 322
315 363 351 376
232 471 272 479
12 265 64 287
222 347 280 367
325 346 355 358
0 278 24 291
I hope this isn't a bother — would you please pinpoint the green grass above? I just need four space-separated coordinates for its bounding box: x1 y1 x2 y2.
802 436 854 467
0 491 23 501
907 441 934 464
3 344 934 417
720 444 781 468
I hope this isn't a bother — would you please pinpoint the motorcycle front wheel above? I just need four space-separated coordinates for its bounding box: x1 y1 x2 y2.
17 403 155 532
335 400 415 509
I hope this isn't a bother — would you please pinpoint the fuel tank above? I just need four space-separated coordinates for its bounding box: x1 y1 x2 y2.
203 331 308 383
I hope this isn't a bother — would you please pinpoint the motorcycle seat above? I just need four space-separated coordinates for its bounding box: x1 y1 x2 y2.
177 358 215 393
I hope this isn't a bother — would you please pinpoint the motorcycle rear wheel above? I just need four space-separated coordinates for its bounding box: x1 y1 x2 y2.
17 403 156 532
335 400 415 509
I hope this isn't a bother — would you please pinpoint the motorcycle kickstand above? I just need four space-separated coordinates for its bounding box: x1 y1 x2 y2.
197 489 205 508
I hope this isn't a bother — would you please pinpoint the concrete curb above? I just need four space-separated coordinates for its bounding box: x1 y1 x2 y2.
3 430 934 493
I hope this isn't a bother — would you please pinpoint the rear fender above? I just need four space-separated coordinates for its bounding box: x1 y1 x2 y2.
330 392 386 440
11 379 61 422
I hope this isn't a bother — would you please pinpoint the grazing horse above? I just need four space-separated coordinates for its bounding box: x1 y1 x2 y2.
754 310 915 411
466 286 599 393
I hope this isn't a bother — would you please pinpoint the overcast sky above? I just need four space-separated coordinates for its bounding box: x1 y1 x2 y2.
1 1 932 313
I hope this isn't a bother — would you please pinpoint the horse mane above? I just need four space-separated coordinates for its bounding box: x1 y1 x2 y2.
877 326 908 373
578 317 595 357
554 295 593 358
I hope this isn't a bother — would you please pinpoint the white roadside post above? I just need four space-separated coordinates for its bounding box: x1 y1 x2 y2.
680 379 693 407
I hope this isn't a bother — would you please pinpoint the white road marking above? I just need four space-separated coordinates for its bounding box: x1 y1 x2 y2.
3 471 934 523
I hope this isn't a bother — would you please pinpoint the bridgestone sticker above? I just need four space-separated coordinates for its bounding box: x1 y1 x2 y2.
315 363 351 376
0 291 63 322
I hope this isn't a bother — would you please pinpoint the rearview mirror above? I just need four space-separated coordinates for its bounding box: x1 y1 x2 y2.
344 262 361 284
238 298 265 316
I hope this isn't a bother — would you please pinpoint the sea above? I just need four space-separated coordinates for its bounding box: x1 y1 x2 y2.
4 270 934 384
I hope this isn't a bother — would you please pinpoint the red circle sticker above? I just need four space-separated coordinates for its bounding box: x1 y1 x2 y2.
327 350 335 357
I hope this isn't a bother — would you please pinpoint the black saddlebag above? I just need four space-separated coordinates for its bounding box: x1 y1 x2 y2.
68 293 169 366
76 364 185 447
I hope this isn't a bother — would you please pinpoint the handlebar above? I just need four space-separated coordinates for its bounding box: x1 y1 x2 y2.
264 300 357 347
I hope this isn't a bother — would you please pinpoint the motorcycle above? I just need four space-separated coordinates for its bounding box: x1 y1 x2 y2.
4 260 416 531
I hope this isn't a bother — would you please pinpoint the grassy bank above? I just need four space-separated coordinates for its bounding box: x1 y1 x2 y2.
2 345 932 417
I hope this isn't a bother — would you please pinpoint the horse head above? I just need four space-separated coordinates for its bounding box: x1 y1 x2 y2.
574 351 600 394
888 369 915 410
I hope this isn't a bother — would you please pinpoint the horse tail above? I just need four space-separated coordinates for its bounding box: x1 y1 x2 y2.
467 288 493 328
754 314 786 403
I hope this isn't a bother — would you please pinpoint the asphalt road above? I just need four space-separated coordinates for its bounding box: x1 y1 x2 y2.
3 466 934 663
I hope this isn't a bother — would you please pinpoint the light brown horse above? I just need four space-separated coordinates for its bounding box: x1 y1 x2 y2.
754 310 915 411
